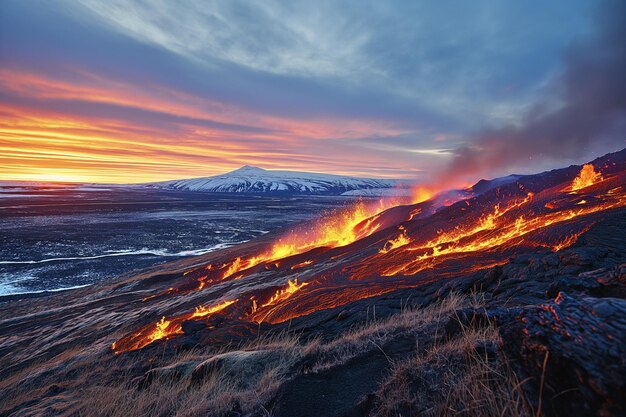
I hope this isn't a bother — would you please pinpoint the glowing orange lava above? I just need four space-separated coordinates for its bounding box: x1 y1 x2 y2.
412 185 436 204
112 299 237 353
212 199 401 281
262 279 309 308
113 167 626 354
190 299 238 319
571 164 602 191
379 226 411 253
379 190 624 277
251 279 310 323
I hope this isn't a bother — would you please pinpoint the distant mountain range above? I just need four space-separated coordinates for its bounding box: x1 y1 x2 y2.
143 166 406 195
0 166 555 199
0 166 407 196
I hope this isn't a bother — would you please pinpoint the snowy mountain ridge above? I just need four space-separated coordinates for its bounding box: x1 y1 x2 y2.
144 166 404 195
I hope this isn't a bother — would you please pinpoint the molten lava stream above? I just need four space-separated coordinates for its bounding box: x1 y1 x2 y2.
370 192 534 274
112 299 237 353
379 226 411 253
117 164 624 353
379 178 625 277
250 278 310 323
252 283 401 325
173 198 405 293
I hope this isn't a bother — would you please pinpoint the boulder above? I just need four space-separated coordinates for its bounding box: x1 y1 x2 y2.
191 349 286 387
139 360 200 388
557 247 606 267
497 293 626 417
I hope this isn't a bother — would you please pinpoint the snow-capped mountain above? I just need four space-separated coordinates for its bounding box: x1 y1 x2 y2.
145 166 402 195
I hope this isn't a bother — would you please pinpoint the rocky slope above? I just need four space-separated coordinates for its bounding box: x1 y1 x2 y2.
0 150 625 417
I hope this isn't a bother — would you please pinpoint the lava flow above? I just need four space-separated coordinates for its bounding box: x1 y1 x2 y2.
112 299 237 353
250 278 309 323
113 157 625 354
571 164 603 191
177 198 409 292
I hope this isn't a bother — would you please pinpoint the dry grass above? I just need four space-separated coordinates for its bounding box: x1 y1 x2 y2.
303 292 473 372
372 312 533 417
438 352 531 417
75 371 278 417
2 293 534 417
74 334 303 417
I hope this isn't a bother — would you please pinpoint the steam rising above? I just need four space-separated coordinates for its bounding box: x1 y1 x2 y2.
443 0 626 183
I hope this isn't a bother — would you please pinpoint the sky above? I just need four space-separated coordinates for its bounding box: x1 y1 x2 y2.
0 0 624 183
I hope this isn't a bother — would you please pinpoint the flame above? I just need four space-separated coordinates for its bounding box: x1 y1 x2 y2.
190 299 238 319
270 200 387 254
115 316 183 354
150 316 181 343
571 164 602 191
261 279 309 308
222 257 244 279
380 226 411 253
112 299 237 353
412 185 436 204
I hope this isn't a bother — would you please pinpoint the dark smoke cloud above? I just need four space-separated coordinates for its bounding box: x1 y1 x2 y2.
443 0 626 183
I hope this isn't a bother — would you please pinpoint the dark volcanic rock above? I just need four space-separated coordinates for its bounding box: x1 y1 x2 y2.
558 247 607 266
497 292 626 417
140 360 199 387
274 346 395 417
181 319 207 335
191 349 286 387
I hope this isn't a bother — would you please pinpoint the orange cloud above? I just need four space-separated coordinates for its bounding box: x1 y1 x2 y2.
0 69 418 183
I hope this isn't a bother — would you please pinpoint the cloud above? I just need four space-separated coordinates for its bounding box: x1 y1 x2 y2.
68 0 594 126
0 0 615 183
439 0 626 183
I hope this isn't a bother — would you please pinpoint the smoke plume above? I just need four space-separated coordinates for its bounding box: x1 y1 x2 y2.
442 0 626 183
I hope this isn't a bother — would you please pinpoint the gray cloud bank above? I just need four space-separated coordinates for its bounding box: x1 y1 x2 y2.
443 0 626 182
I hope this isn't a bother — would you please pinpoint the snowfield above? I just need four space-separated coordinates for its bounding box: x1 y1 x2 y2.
145 165 404 195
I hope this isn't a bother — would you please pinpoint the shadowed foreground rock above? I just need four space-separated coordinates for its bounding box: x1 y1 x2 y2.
191 349 286 386
497 292 626 417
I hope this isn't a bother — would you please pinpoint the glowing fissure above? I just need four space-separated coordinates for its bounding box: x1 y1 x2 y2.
112 299 237 353
379 183 624 277
260 279 309 308
190 299 238 319
291 260 313 270
380 226 411 253
401 192 535 254
551 226 592 252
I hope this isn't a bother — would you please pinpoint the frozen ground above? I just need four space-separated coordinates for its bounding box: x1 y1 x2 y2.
0 188 351 297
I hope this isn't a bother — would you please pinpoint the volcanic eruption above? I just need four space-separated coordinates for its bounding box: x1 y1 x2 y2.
111 150 625 354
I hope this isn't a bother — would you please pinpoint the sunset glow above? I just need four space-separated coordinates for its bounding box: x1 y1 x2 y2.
0 68 419 183
0 1 621 183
